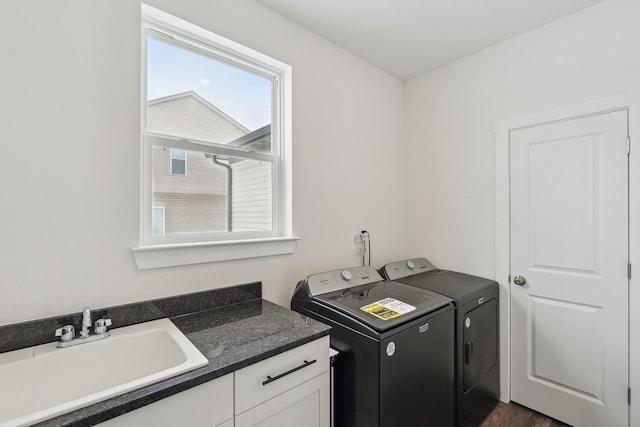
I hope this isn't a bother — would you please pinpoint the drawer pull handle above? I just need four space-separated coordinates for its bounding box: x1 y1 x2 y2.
262 359 317 385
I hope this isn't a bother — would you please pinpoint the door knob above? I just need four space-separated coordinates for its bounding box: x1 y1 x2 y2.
513 275 527 286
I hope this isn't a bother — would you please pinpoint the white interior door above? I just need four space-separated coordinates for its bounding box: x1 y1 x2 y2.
509 110 629 427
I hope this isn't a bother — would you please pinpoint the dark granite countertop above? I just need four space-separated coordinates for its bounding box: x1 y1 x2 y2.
0 283 330 426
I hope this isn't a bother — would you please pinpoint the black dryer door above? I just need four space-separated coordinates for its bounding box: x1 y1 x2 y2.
463 298 498 391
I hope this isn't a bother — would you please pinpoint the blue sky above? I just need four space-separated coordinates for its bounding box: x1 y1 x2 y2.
147 37 272 131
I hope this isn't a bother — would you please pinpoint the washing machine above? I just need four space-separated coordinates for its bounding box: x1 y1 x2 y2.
291 266 455 427
380 258 499 427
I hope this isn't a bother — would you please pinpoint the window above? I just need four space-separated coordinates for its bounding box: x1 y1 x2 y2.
152 206 165 236
134 4 295 268
169 149 186 175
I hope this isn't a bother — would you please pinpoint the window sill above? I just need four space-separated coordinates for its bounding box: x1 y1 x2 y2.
131 237 299 270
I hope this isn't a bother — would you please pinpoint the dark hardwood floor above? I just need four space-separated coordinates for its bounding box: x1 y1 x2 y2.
480 401 571 427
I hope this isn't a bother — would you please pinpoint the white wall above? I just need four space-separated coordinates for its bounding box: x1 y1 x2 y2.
404 0 640 415
0 0 405 326
404 0 640 278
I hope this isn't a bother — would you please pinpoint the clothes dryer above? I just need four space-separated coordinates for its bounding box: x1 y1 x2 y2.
292 266 455 427
380 258 499 427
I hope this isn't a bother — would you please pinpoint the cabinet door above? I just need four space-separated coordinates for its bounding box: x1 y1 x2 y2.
235 372 329 427
97 373 233 427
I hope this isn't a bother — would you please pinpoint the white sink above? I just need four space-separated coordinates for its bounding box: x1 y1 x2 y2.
0 318 208 426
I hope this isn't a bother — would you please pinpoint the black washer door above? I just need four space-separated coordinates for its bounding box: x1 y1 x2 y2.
380 309 455 426
463 299 498 392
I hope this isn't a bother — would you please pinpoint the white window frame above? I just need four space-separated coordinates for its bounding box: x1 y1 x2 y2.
132 4 296 269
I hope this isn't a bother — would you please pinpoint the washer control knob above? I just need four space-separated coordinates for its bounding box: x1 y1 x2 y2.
406 260 415 269
341 270 353 281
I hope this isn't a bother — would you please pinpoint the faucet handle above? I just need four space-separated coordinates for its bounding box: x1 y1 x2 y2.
94 318 112 335
55 325 75 342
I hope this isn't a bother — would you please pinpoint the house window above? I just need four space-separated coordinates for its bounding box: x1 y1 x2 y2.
138 4 293 259
152 206 165 236
169 149 186 175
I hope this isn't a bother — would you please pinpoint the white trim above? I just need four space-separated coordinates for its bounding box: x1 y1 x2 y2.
132 237 299 270
274 63 293 238
495 91 640 424
494 127 511 403
141 4 287 79
146 134 277 163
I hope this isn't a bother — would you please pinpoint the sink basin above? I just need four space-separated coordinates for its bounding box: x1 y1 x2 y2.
0 318 208 426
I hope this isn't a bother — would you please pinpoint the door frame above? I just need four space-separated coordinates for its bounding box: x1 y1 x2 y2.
494 90 640 425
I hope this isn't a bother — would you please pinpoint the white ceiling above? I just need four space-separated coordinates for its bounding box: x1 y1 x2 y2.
257 0 604 80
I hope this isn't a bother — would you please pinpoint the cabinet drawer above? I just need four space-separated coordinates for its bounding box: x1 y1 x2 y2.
235 336 329 415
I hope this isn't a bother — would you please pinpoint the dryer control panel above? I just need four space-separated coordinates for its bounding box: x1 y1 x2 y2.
307 266 383 296
381 258 435 280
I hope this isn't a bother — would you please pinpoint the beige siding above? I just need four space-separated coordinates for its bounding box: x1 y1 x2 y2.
152 147 228 194
152 150 230 234
231 160 272 231
147 93 248 144
153 193 228 233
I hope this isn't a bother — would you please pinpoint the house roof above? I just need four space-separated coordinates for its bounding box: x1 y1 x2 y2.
148 91 250 134
229 124 271 152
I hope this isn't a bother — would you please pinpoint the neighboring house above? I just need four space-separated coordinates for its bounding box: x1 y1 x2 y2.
227 125 273 233
147 91 271 235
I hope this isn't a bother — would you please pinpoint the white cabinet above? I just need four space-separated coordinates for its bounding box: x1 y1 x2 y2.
96 336 329 427
235 372 329 427
235 336 330 427
96 373 233 427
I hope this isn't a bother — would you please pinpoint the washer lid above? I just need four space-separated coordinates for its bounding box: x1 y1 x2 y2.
314 279 452 332
392 270 499 306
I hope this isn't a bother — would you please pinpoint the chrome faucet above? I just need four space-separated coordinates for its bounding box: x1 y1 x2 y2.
80 306 92 338
54 307 112 348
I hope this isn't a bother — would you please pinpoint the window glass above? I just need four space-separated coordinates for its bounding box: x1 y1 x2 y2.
140 4 291 247
152 146 273 234
147 36 272 152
